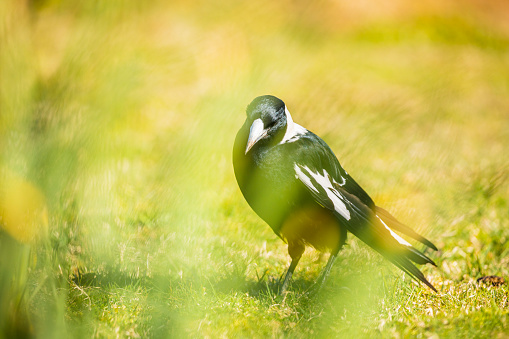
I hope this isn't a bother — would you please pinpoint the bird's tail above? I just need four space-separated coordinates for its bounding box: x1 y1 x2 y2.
338 191 438 292
376 207 438 251
374 209 437 292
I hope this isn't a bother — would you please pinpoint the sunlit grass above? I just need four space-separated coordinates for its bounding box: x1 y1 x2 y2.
1 0 509 337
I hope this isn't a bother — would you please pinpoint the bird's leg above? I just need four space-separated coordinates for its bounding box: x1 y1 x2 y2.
280 257 299 294
314 253 337 291
312 228 346 293
280 241 304 294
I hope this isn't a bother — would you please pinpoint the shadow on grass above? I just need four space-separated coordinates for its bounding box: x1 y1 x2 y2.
213 274 318 297
71 265 320 298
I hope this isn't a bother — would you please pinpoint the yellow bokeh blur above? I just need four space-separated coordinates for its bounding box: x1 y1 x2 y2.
0 168 48 244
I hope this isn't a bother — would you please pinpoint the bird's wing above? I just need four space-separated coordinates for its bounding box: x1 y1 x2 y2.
293 162 437 292
284 130 376 209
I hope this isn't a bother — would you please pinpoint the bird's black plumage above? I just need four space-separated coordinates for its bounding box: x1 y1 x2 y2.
233 95 437 293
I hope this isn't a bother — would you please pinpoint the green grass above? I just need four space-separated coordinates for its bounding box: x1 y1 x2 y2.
1 0 509 337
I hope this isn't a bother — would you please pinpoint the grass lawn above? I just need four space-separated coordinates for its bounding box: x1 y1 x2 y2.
1 0 509 337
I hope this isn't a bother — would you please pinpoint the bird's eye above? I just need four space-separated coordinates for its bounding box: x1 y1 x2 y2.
266 120 277 128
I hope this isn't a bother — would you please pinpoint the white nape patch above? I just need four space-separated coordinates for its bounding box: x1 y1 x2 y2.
376 215 412 247
294 164 351 220
280 107 308 144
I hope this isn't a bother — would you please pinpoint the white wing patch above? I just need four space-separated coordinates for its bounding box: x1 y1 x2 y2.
376 215 412 247
280 107 308 144
294 164 351 220
335 175 346 186
294 164 319 193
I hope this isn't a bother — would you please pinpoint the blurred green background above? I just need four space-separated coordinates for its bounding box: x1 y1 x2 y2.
1 0 508 337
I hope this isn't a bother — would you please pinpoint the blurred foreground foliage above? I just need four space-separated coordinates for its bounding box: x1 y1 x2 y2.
1 0 508 337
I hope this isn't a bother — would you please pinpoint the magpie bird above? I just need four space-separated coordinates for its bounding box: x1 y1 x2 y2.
233 95 437 293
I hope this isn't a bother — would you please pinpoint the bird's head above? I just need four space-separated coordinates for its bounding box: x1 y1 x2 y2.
244 95 288 154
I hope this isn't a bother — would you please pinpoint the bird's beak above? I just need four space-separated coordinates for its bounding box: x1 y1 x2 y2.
245 118 267 154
